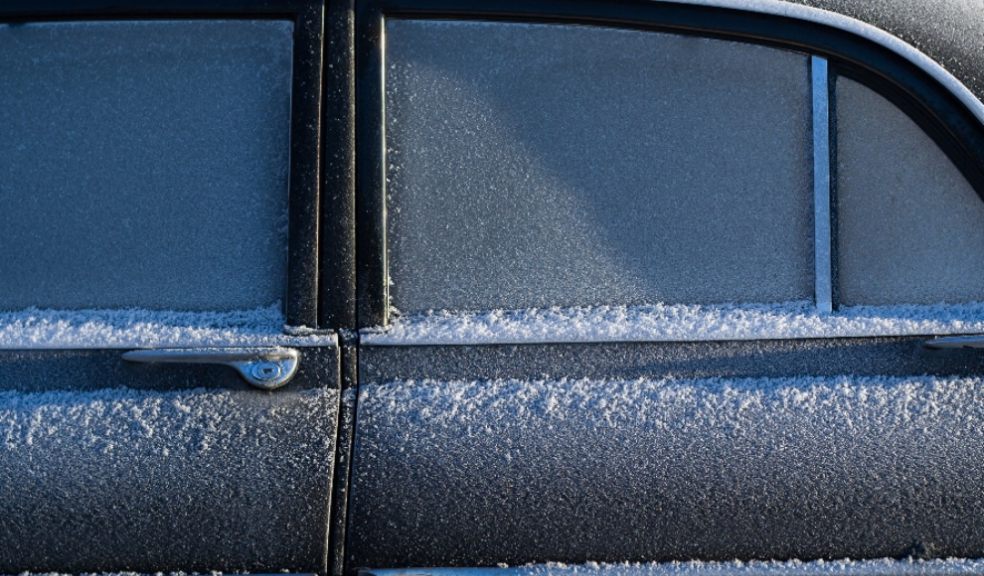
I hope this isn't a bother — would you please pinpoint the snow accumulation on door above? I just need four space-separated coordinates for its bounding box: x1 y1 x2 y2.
13 556 984 575
369 558 984 575
350 375 984 564
0 305 335 349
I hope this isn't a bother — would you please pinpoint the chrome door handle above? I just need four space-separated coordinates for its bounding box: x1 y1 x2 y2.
923 335 984 350
122 347 300 390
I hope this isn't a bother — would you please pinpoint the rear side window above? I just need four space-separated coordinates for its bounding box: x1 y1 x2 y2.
0 20 293 311
385 20 814 313
383 18 984 320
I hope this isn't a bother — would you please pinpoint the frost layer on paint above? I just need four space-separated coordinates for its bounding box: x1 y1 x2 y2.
0 305 335 349
369 558 984 576
364 301 984 345
0 386 337 571
349 375 984 565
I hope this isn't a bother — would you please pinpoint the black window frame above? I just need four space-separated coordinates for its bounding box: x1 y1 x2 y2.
355 0 984 327
0 0 331 329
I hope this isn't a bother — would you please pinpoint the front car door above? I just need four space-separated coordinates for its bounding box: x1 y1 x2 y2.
0 1 343 572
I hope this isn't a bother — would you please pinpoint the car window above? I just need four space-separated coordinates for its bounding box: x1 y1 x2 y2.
835 77 984 305
383 18 984 324
0 19 293 311
385 19 814 313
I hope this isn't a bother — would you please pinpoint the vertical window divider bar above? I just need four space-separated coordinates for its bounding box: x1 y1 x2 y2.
812 55 833 314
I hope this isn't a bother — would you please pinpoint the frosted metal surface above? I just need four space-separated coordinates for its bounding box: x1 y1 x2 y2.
349 375 984 566
365 560 984 576
786 0 984 104
0 385 336 572
0 20 293 311
836 78 984 305
385 20 813 313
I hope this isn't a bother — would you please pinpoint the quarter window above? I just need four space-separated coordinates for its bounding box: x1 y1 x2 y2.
835 77 984 305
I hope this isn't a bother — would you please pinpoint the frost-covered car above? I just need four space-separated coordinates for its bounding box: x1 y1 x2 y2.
2 0 984 575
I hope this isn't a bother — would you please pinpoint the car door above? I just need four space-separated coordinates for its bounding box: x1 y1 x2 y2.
0 1 345 573
342 0 984 571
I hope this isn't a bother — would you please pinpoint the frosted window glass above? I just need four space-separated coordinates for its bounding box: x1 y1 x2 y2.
836 78 984 305
385 19 814 313
0 20 293 311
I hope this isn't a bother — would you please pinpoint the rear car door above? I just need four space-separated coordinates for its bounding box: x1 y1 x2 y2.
344 0 984 570
0 2 342 572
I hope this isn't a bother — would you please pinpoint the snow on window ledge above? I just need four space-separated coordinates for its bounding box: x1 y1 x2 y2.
367 558 984 576
362 301 984 346
0 304 336 349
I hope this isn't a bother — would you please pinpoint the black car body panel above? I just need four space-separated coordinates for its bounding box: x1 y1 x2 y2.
1 0 984 574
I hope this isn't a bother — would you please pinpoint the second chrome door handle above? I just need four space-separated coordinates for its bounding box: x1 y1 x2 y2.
122 347 300 390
